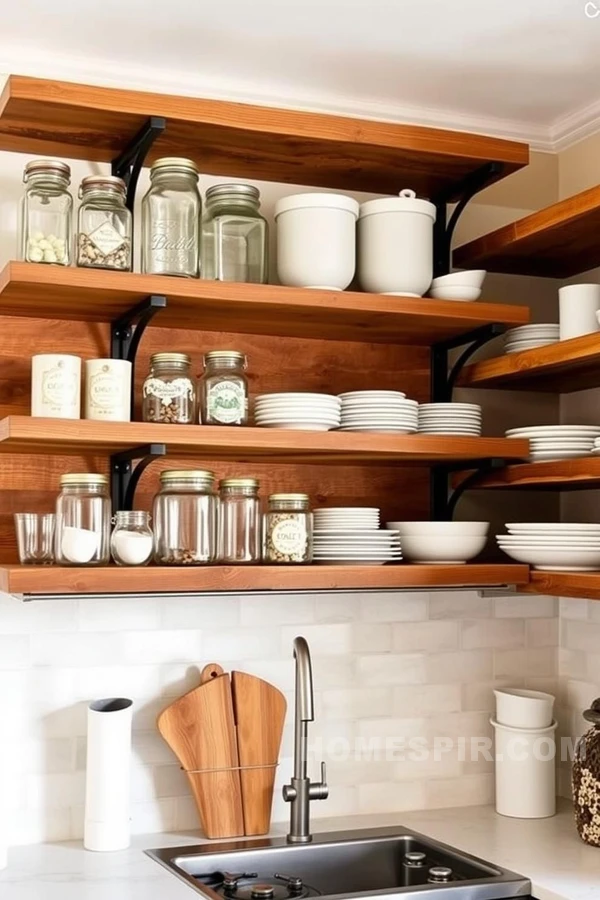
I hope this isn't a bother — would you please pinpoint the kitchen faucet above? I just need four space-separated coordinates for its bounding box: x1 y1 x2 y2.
282 636 329 843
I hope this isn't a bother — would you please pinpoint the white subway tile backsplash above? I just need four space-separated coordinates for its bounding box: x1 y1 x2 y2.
393 684 462 717
429 591 492 619
527 618 559 648
0 634 30 669
241 595 313 626
321 687 393 719
425 650 493 683
163 595 241 629
121 630 203 665
494 595 557 618
564 619 600 654
280 623 353 656
494 647 557 678
461 618 525 650
560 597 590 620
356 653 426 686
359 592 428 622
392 621 459 653
358 780 426 814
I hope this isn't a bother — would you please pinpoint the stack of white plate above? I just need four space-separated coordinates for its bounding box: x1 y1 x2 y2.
254 393 341 431
504 324 559 354
591 438 600 456
313 507 402 565
505 425 600 461
418 403 482 436
338 391 418 433
497 523 600 571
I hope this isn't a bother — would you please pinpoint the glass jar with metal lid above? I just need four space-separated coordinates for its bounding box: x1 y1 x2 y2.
141 158 201 278
110 510 154 567
77 175 132 271
264 493 312 564
55 474 111 566
153 470 217 565
218 477 261 564
20 159 73 266
201 183 268 283
142 353 196 424
199 350 248 426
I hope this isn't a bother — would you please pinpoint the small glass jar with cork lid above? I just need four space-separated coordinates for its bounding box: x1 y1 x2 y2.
199 350 248 425
77 175 132 271
264 493 312 564
20 159 73 265
142 353 196 424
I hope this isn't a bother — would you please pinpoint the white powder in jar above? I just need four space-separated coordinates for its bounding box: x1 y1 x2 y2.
111 531 153 566
61 526 99 564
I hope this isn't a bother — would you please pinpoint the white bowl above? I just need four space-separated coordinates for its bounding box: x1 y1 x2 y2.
388 521 489 537
430 286 481 302
400 533 487 564
431 270 486 289
497 544 600 568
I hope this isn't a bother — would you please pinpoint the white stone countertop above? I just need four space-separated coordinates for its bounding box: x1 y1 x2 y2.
0 800 598 900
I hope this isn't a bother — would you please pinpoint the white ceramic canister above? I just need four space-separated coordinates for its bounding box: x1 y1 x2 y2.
84 359 132 422
491 717 558 819
358 189 437 296
274 193 359 291
31 353 81 418
559 284 600 340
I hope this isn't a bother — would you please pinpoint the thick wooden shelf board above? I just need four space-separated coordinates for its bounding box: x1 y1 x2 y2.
521 570 600 602
0 76 528 198
0 417 530 465
460 333 600 392
468 457 600 491
454 184 600 278
0 563 531 596
0 263 530 346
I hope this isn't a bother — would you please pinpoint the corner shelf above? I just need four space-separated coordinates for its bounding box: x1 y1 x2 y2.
521 570 600 602
462 457 600 491
0 416 530 466
0 75 528 198
0 262 530 346
1 563 531 598
459 333 600 392
454 183 600 277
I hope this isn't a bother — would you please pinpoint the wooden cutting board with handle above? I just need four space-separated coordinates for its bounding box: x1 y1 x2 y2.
232 670 287 835
157 663 244 838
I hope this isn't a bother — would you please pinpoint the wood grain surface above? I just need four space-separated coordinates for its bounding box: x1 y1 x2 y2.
520 570 600 602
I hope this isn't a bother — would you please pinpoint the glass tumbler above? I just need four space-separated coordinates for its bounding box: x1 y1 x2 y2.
14 513 55 564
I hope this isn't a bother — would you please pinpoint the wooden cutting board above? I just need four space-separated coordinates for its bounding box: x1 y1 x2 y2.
232 670 287 835
157 663 244 838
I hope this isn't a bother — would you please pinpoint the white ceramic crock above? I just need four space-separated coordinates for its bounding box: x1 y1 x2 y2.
491 717 557 819
275 193 359 290
358 189 436 296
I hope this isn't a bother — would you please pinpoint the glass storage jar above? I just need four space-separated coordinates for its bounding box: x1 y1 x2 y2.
153 469 217 565
77 175 132 270
199 350 248 425
218 477 261 564
55 474 111 566
201 183 268 283
110 510 154 567
264 493 312 564
20 159 73 265
142 353 196 424
141 158 201 278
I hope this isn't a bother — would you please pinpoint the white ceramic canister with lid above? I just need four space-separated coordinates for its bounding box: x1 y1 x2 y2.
274 193 359 291
358 189 437 296
84 359 132 422
31 353 81 418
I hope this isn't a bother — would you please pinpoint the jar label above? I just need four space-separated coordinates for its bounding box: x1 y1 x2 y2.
86 221 127 255
41 362 79 410
207 381 246 424
88 364 124 412
144 377 194 406
271 519 308 556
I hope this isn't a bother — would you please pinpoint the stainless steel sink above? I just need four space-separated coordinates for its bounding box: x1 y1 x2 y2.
147 826 532 900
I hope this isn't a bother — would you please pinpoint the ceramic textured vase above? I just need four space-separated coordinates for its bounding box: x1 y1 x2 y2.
572 698 600 847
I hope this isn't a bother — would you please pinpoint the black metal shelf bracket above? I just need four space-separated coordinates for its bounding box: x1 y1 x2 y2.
111 443 167 513
431 458 509 521
111 294 167 410
433 161 504 277
111 116 166 211
431 322 506 404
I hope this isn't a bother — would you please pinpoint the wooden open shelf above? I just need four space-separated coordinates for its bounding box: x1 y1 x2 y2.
0 262 530 346
0 76 528 198
462 456 600 491
1 563 530 597
454 184 600 277
0 417 530 466
459 333 600 392
521 570 600 602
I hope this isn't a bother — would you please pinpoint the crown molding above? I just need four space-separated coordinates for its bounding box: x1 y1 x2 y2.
550 97 600 152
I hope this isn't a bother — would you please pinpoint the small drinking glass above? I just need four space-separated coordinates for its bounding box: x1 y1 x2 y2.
14 513 55 565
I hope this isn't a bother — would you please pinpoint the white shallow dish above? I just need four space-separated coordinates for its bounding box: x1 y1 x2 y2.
530 451 590 460
389 521 489 537
507 425 600 435
339 426 418 433
256 422 337 431
506 523 600 534
257 392 340 401
314 559 401 566
497 545 600 569
420 403 481 411
339 391 407 399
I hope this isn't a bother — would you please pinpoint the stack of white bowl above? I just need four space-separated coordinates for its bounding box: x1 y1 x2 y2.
254 393 341 431
418 403 482 436
338 391 418 433
491 688 557 819
503 324 559 354
429 269 486 302
386 520 489 564
313 507 402 566
505 424 600 461
497 522 600 570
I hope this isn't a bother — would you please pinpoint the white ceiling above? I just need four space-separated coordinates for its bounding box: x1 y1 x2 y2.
2 0 600 149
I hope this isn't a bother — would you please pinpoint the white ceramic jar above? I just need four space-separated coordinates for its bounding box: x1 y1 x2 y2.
274 193 359 291
31 354 81 419
358 189 436 296
84 359 132 422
